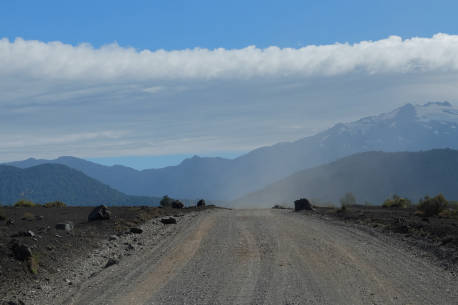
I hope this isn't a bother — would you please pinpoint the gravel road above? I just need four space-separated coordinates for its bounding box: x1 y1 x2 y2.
53 209 457 305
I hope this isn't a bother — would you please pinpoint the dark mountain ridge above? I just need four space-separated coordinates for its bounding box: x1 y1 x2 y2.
232 149 458 207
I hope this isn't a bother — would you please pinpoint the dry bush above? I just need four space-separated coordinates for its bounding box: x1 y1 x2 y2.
417 194 448 217
22 212 35 221
14 199 36 207
382 195 411 209
43 201 67 208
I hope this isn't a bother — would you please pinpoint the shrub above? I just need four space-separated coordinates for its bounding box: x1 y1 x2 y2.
439 209 458 219
160 195 173 208
417 194 448 217
0 208 5 220
382 195 411 209
22 212 35 221
28 253 39 274
340 192 356 207
14 199 36 207
43 201 67 208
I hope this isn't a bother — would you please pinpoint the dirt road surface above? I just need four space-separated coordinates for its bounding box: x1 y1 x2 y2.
54 209 457 305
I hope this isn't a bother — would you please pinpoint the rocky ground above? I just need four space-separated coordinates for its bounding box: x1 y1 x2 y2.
0 205 211 304
312 205 458 272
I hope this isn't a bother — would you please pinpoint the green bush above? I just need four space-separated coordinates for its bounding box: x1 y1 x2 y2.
382 195 411 209
340 192 356 207
14 199 36 207
160 195 173 208
417 194 448 217
43 201 67 208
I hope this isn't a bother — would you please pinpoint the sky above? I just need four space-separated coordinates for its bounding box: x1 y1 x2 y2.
2 0 458 169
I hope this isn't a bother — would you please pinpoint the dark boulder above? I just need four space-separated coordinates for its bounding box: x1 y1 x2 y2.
172 200 184 209
160 217 177 224
88 205 111 221
294 198 313 211
197 199 206 208
10 241 32 261
130 227 143 234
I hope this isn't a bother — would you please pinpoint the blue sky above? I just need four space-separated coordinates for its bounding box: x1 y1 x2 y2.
2 0 457 50
1 1 458 169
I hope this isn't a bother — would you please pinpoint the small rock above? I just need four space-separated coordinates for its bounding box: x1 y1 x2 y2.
6 300 25 305
35 215 44 220
160 217 177 224
64 278 72 285
55 222 73 232
130 227 143 234
108 235 119 241
6 218 15 226
104 258 119 268
27 230 35 237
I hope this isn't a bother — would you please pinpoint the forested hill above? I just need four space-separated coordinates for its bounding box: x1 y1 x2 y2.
232 149 458 207
0 164 160 205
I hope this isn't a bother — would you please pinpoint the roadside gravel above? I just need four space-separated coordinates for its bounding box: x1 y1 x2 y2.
20 209 458 305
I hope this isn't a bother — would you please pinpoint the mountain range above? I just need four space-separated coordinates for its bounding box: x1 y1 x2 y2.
232 149 458 207
6 101 458 201
0 164 161 205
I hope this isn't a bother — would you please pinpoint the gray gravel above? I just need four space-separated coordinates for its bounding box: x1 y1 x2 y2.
33 209 458 305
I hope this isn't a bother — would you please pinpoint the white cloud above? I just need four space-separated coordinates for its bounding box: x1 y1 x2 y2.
2 34 458 82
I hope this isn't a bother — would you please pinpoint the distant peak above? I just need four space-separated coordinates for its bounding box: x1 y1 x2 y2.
57 156 78 160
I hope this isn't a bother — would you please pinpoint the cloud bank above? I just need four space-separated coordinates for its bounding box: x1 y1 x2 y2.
2 33 458 82
2 34 458 164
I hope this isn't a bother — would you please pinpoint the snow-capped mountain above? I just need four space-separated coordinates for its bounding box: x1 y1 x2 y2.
312 101 458 153
8 102 458 201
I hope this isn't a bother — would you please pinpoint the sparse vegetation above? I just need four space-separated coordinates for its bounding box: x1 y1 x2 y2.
382 195 411 209
28 253 40 274
14 199 37 207
43 201 67 208
417 194 448 217
160 195 185 209
22 212 35 221
340 192 356 207
160 195 174 208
